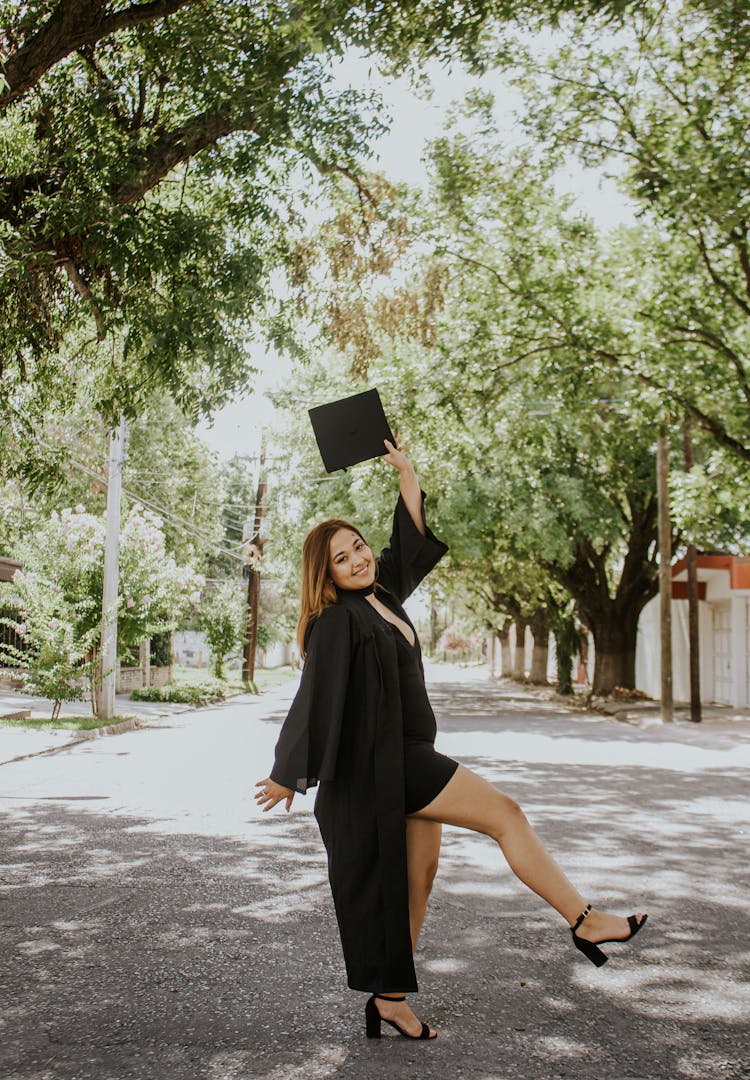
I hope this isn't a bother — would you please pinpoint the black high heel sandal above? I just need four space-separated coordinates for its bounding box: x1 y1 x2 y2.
570 903 648 967
365 993 436 1040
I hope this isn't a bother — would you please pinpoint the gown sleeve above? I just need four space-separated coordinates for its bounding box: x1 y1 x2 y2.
269 604 353 794
376 491 448 605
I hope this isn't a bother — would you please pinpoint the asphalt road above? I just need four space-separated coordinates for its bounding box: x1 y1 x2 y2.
1 672 749 1080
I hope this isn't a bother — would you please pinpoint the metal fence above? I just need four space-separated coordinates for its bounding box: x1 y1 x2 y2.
0 606 27 667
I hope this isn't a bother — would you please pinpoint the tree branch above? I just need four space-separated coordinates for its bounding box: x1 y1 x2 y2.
730 223 750 307
694 227 750 319
112 110 243 205
1 0 200 109
615 361 750 463
61 258 104 338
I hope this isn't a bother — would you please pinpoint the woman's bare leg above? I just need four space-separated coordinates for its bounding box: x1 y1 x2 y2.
406 817 442 949
413 764 644 943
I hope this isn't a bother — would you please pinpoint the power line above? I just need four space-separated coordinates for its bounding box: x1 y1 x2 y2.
41 444 247 564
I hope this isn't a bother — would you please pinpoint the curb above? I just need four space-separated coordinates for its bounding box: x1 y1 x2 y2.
73 716 142 741
0 716 142 767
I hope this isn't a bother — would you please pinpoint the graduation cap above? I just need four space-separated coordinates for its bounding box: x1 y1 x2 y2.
308 388 396 473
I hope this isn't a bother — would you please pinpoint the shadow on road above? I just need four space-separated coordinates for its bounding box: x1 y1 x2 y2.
1 678 748 1079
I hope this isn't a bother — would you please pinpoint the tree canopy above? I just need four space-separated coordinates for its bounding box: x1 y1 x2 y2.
507 0 750 461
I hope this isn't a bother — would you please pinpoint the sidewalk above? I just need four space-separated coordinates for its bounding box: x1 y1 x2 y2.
487 675 750 732
0 681 287 767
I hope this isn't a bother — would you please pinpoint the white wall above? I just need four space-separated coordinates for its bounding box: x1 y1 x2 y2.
636 594 736 704
172 630 210 668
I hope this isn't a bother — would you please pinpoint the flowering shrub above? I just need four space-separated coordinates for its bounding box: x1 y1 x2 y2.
0 576 97 719
14 504 203 646
437 624 483 656
131 679 228 705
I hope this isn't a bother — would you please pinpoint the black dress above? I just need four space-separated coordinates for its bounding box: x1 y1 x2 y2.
380 605 458 815
270 493 450 992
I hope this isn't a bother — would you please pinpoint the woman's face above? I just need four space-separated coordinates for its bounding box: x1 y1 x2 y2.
328 528 375 591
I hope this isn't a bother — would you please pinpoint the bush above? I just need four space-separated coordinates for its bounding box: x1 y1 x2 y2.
199 582 246 679
130 680 228 705
0 577 97 719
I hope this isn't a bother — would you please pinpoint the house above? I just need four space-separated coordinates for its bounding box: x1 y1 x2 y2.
636 555 750 707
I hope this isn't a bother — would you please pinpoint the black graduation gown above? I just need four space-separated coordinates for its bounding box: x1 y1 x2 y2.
269 493 448 992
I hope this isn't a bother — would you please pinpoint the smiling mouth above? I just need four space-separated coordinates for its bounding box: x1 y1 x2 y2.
353 565 371 576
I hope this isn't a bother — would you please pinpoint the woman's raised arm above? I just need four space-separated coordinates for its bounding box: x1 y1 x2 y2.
382 438 425 536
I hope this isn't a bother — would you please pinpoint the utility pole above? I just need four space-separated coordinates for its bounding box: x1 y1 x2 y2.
242 437 267 687
683 419 702 721
656 427 673 722
99 414 126 719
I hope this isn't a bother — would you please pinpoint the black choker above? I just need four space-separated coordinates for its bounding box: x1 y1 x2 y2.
339 581 375 596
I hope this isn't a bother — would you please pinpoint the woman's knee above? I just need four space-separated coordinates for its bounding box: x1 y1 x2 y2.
489 793 527 842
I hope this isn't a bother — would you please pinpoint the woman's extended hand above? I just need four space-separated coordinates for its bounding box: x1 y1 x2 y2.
255 778 295 813
383 436 413 474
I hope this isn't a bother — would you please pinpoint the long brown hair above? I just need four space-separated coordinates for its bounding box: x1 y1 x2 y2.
297 518 370 658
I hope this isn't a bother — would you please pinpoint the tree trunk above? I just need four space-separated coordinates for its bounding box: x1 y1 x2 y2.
589 608 641 695
139 639 150 688
512 616 528 681
498 617 512 677
528 608 552 684
557 493 661 699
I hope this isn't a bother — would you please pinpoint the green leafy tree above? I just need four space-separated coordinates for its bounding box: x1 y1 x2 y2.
199 580 246 679
277 110 674 694
507 0 750 462
0 0 628 471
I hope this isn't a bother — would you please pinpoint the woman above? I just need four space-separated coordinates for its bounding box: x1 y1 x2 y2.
256 440 646 1041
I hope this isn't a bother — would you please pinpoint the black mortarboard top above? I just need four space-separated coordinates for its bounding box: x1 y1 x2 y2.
308 388 396 473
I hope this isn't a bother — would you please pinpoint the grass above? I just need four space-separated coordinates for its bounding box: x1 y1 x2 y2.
170 664 298 693
0 714 135 732
253 666 299 691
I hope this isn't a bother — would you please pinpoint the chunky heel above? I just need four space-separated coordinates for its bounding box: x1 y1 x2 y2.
365 995 381 1038
570 904 648 968
572 934 608 967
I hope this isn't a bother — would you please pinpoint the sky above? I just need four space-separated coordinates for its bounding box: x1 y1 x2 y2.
197 49 638 463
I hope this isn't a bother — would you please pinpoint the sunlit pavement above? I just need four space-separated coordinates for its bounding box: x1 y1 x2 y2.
1 671 748 1079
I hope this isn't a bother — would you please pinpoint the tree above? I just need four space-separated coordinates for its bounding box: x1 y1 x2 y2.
199 581 245 679
410 143 668 694
0 572 98 719
279 106 676 694
0 0 631 450
0 393 255 584
507 0 750 462
7 503 203 709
